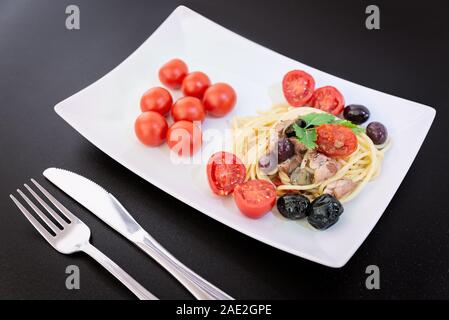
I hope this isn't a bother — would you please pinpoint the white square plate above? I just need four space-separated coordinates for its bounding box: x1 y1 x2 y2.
54 6 435 267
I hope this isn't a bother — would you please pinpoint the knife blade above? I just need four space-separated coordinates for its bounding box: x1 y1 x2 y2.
43 167 233 300
43 168 143 239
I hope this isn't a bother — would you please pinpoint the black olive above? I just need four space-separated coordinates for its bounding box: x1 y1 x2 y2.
277 194 310 219
343 104 370 125
277 138 295 162
285 119 307 138
307 194 343 230
366 121 388 145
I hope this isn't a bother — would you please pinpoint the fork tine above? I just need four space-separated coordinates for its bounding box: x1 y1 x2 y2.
31 178 77 223
24 183 67 227
10 195 55 242
17 189 61 235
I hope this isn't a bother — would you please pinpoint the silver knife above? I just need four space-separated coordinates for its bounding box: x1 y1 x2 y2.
43 167 233 300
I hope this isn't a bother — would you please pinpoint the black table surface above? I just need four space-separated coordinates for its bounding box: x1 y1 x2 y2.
1 0 448 300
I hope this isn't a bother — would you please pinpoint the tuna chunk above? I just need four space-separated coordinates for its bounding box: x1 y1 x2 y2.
308 151 329 169
279 154 303 175
314 161 339 183
324 179 357 199
307 151 340 183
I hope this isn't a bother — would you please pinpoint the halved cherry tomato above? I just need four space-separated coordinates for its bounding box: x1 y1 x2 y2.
134 111 168 147
182 71 211 99
207 151 246 196
171 96 206 123
166 120 202 156
158 58 188 89
310 86 345 115
233 180 276 219
203 83 236 117
316 124 357 158
282 70 315 107
140 87 173 115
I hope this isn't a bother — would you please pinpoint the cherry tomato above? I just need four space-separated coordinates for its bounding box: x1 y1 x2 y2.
166 120 202 156
134 111 168 147
203 83 236 117
181 71 211 99
207 151 246 196
171 96 206 123
310 86 345 115
233 180 276 219
316 124 357 158
282 70 315 107
158 58 188 89
140 87 173 115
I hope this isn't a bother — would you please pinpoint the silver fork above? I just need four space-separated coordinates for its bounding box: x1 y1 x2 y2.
10 179 157 300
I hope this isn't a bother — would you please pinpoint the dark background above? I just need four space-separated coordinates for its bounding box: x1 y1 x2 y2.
0 0 448 300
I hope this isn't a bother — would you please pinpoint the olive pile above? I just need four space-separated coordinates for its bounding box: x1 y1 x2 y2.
277 193 344 230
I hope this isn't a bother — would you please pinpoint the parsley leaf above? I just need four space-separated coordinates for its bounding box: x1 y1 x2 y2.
334 119 365 134
301 113 365 135
300 113 335 128
293 124 317 149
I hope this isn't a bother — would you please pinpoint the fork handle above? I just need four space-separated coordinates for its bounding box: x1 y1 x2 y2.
82 243 158 300
135 233 233 300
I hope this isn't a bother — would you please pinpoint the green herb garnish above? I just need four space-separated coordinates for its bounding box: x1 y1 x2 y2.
293 124 317 149
333 119 366 134
300 113 335 128
293 113 364 149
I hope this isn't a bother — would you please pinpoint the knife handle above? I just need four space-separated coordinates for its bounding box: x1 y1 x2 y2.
82 243 158 300
135 233 233 300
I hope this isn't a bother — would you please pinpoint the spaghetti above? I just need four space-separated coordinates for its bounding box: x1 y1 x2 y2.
232 105 390 203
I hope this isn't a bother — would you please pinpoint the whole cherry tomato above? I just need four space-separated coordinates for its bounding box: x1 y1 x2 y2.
134 111 168 146
158 58 188 89
171 96 206 123
140 87 173 115
203 83 236 117
181 71 211 99
166 120 202 156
